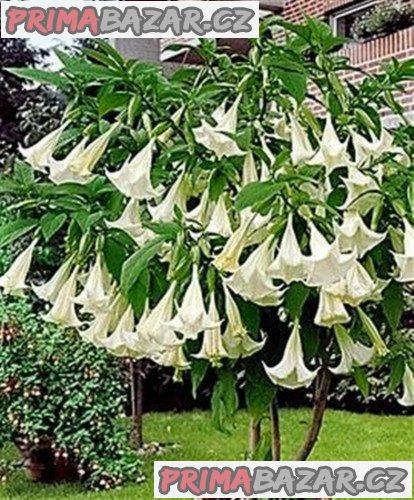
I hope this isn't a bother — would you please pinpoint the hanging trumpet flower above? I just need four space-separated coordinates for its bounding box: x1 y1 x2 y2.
398 366 414 407
330 325 374 375
19 122 69 172
0 239 38 296
222 285 265 358
264 320 318 389
168 265 220 340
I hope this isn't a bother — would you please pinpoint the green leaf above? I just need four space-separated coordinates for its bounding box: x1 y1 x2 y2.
382 282 403 331
209 170 227 202
212 368 239 434
285 282 310 320
235 181 279 211
120 237 165 293
128 269 149 317
0 219 38 248
191 359 209 399
244 360 275 421
98 91 130 117
388 356 405 394
353 366 370 398
145 221 181 240
7 67 68 88
40 213 67 241
14 162 35 187
103 236 131 280
278 69 307 104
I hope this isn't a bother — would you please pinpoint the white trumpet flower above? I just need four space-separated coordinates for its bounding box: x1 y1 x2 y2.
140 282 180 347
154 344 190 371
49 138 90 184
71 123 119 177
222 286 265 359
309 114 350 173
205 195 232 237
327 261 377 307
32 255 75 303
19 122 69 172
269 215 307 284
352 128 408 166
43 268 81 328
193 294 228 366
336 212 386 257
394 219 414 282
102 306 135 357
314 289 350 328
290 115 315 166
398 366 414 407
79 312 111 348
106 139 162 199
106 199 151 245
73 254 112 314
0 239 38 296
213 215 252 272
242 152 259 186
341 167 381 215
124 304 161 359
193 95 244 159
305 223 356 287
330 325 374 375
185 190 213 227
168 266 220 340
264 321 318 389
148 171 186 223
269 104 290 141
226 236 284 306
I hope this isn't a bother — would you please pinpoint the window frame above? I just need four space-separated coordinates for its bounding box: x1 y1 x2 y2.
329 0 379 37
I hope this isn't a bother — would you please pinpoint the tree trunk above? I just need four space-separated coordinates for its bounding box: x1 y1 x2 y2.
130 359 144 449
294 366 331 461
269 397 281 461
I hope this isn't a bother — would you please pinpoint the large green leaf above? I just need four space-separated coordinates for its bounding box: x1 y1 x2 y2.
285 283 310 320
40 213 67 241
235 181 279 211
245 360 275 421
0 219 38 248
191 359 209 399
212 368 239 434
120 237 165 293
388 356 405 394
7 67 68 88
382 282 403 331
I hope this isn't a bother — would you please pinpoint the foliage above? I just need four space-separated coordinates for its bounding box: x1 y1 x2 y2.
1 20 413 458
0 39 63 170
0 294 140 490
352 1 414 41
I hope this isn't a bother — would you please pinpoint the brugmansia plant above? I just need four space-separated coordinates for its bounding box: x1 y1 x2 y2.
1 18 413 464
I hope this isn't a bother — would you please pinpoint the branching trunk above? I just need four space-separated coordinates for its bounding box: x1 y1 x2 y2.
130 359 144 450
269 397 281 461
294 366 331 461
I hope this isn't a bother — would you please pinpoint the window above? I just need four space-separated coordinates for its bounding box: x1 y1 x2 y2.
330 0 378 38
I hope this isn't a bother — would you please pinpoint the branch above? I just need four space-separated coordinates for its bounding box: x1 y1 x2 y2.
248 418 261 456
294 366 331 461
269 397 281 461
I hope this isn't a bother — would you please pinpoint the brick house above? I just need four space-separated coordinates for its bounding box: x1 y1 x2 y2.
114 0 414 121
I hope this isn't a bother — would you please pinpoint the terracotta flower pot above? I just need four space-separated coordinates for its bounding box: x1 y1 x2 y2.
17 438 78 484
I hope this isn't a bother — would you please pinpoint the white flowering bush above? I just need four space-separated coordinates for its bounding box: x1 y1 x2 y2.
1 20 413 460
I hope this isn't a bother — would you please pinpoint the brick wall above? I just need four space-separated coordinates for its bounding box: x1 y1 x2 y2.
282 0 414 120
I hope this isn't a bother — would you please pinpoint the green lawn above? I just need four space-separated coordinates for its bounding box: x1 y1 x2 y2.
0 409 412 499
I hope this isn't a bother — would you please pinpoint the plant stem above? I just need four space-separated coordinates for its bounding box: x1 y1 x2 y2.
130 359 144 449
248 418 261 456
294 366 331 461
269 396 281 461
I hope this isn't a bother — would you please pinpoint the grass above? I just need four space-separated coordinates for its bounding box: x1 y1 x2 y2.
0 409 412 499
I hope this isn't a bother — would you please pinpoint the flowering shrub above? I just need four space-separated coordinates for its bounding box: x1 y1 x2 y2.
352 1 414 41
0 204 140 490
1 21 413 462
